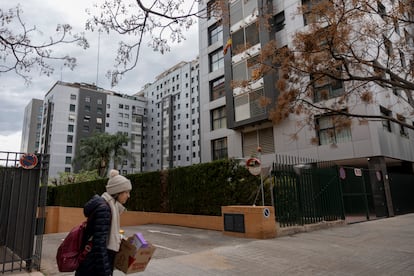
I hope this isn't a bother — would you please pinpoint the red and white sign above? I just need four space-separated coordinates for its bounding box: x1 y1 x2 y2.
19 153 38 169
246 158 261 176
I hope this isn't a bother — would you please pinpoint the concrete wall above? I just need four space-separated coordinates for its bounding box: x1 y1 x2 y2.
44 206 223 234
44 206 344 239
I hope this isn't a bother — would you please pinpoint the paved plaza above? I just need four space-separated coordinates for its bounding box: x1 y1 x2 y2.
8 213 414 275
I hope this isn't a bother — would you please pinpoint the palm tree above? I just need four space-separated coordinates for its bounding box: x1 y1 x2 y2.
74 132 132 177
110 132 134 170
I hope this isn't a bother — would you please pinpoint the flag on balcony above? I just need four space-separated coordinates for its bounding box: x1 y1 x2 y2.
223 38 232 55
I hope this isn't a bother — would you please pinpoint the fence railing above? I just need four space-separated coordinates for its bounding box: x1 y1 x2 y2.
0 151 48 273
272 155 345 228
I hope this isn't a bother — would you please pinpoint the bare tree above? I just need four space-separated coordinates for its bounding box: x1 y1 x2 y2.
85 0 217 86
0 5 89 83
251 0 414 132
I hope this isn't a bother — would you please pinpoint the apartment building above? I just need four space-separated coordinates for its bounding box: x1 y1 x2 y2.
136 60 201 171
198 0 414 214
21 98 43 153
39 81 146 179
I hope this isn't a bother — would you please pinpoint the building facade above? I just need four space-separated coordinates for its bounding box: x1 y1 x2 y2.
136 60 201 171
39 81 146 179
198 0 414 215
21 98 43 153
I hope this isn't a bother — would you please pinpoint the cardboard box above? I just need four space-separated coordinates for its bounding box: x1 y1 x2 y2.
114 237 156 274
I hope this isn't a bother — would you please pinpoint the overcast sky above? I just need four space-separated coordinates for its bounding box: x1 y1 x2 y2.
0 0 199 152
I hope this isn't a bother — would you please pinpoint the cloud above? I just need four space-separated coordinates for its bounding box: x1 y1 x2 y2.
0 0 199 151
0 131 22 152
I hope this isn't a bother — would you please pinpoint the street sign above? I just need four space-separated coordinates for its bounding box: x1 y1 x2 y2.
19 153 38 169
246 158 261 176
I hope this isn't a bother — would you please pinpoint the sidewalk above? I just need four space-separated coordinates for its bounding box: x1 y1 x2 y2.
8 213 414 275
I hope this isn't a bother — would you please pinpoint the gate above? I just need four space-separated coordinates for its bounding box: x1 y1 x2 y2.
388 172 414 215
272 155 345 228
339 167 386 223
0 151 48 273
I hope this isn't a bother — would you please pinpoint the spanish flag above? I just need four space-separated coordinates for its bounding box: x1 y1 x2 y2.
223 38 232 55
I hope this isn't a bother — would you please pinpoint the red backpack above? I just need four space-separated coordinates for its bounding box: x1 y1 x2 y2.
56 220 92 272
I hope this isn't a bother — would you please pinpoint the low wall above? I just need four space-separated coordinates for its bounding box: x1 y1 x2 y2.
44 206 344 238
44 206 223 234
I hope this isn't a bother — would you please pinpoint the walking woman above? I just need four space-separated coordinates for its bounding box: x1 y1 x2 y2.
75 169 132 276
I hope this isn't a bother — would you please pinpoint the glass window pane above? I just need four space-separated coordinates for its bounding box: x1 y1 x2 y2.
233 60 247 81
245 23 259 47
231 28 244 53
230 0 243 25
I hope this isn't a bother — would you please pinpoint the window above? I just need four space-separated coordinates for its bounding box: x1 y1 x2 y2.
84 115 90 123
399 50 406 67
232 55 260 82
85 105 91 112
316 114 352 145
67 135 73 143
207 0 219 20
232 23 259 53
69 104 75 112
273 11 285 32
70 94 76 100
211 107 227 130
85 97 91 103
66 146 72 153
302 0 323 25
230 0 257 26
397 114 409 138
209 49 224 72
383 35 393 56
312 73 344 102
377 1 386 18
234 89 265 121
208 23 222 45
68 124 74 132
97 99 103 105
212 137 227 160
210 76 226 101
380 106 392 132
65 157 71 164
242 128 275 157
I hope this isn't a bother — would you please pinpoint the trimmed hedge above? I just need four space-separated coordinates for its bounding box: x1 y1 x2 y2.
47 159 262 216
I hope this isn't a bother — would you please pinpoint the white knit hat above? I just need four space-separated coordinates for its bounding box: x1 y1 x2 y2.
106 169 132 195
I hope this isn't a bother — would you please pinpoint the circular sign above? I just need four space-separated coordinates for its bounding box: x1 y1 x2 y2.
263 208 270 218
246 158 261 176
19 153 38 169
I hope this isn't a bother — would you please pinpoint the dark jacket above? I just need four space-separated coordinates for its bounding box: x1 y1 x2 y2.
75 195 113 276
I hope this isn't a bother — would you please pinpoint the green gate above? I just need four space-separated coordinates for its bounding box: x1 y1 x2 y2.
272 156 345 228
339 167 378 223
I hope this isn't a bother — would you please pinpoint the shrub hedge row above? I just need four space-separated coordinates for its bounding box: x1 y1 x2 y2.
47 159 262 216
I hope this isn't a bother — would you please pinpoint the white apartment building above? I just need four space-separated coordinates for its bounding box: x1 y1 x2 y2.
198 0 414 215
136 60 201 171
21 98 43 153
39 81 146 179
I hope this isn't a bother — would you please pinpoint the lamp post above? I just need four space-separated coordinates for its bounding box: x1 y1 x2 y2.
257 146 265 206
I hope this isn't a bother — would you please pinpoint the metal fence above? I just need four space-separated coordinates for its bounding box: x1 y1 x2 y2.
0 151 48 273
272 155 345 227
